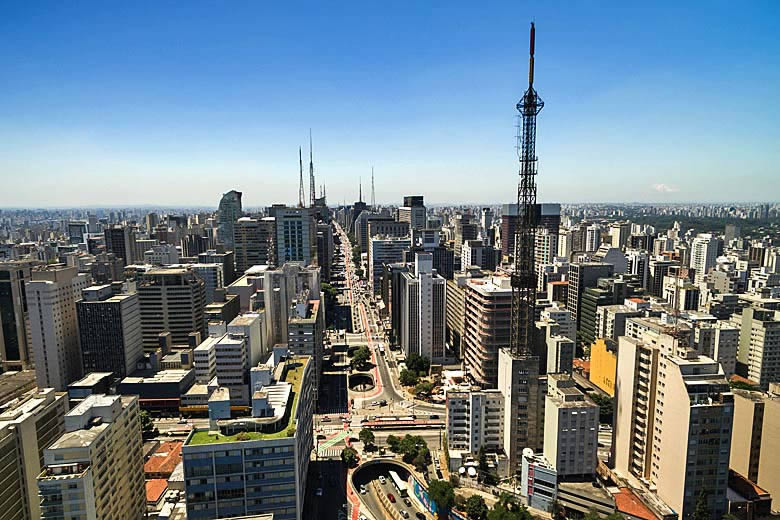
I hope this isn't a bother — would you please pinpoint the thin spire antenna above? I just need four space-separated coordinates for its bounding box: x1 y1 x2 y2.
371 167 376 209
359 177 362 203
298 147 305 208
309 129 316 207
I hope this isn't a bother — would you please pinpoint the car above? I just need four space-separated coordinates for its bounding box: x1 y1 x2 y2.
359 515 368 520
321 416 331 422
429 414 439 419
178 418 188 424
315 488 323 496
371 400 379 406
360 485 367 495
403 498 412 507
316 434 326 439
401 511 409 519
378 399 387 406
416 513 426 520
387 493 396 503
378 476 386 484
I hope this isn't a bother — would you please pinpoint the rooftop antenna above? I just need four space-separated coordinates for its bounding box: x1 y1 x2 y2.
371 167 376 209
359 176 363 203
309 129 316 207
298 147 305 208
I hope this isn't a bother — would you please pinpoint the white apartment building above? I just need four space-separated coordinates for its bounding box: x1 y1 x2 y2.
446 389 505 471
400 252 446 363
26 265 90 391
690 233 720 285
543 374 598 477
614 333 733 520
144 243 180 265
37 394 145 520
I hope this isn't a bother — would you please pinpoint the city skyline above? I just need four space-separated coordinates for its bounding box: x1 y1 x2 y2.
2 2 779 207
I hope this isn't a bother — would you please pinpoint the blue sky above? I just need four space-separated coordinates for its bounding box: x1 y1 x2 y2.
1 1 778 207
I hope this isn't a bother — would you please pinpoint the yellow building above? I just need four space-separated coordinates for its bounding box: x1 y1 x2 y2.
589 338 617 396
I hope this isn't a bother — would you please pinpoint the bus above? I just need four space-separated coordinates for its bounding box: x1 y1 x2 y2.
388 470 408 497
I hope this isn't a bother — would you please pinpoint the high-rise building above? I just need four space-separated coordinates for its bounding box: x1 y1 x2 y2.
217 190 243 249
77 285 142 379
534 228 558 276
0 388 68 520
446 388 505 464
566 262 614 331
398 195 426 231
463 275 512 388
269 206 315 265
234 216 275 273
26 265 90 391
103 225 136 266
37 394 145 520
315 222 334 282
461 239 498 272
400 253 446 363
144 242 180 264
198 249 237 285
690 233 721 285
613 333 733 520
182 356 314 520
579 274 644 347
190 263 225 304
383 262 409 347
480 207 494 236
137 267 206 352
609 221 631 249
737 307 780 389
543 374 598 477
649 257 675 297
585 224 601 252
369 237 411 295
445 270 486 360
500 203 560 261
729 384 780 509
263 263 321 347
453 214 479 253
498 348 543 474
287 298 324 403
0 260 35 370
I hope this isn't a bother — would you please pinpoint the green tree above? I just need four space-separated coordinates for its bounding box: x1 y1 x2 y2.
550 500 565 520
140 410 154 432
386 434 401 452
449 474 460 488
400 369 419 386
351 345 371 370
406 353 431 375
692 491 711 520
465 495 488 520
583 512 624 520
478 445 488 473
588 392 614 425
427 480 455 519
414 381 435 395
358 428 375 447
340 447 358 467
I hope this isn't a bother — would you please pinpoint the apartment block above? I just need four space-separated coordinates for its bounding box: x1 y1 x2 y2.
0 388 68 520
445 389 504 469
37 394 145 520
463 275 512 388
369 237 411 295
400 253 446 363
0 260 35 370
737 307 780 389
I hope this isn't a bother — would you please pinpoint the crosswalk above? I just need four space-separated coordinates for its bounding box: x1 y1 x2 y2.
318 403 349 415
317 448 344 459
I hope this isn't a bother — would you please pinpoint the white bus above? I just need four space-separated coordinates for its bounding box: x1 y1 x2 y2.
388 470 408 497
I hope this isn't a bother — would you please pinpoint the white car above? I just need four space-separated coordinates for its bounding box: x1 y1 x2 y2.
378 476 386 485
360 485 367 494
315 488 323 496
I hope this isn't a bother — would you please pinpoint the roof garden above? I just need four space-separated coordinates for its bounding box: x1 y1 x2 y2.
187 356 308 445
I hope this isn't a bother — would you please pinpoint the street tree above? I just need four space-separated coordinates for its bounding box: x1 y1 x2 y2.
399 369 419 386
358 428 375 447
465 495 488 520
427 480 455 519
341 447 358 467
386 434 401 452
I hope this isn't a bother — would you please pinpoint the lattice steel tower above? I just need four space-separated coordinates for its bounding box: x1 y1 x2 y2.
510 22 544 356
309 129 316 207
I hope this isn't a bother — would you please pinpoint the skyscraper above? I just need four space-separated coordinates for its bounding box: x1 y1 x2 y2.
234 216 275 273
37 394 145 520
269 205 315 265
103 225 136 266
398 195 426 231
400 252 446 363
137 267 206 351
77 285 143 379
0 260 35 370
26 265 90 391
690 233 721 285
217 189 243 249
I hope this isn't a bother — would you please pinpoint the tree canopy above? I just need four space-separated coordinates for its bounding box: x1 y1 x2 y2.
465 495 488 520
428 480 455 519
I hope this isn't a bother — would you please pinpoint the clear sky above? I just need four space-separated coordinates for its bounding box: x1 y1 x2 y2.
1 1 778 208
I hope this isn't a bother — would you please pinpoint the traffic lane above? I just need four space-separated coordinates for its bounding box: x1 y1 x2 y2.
376 479 423 520
304 459 347 519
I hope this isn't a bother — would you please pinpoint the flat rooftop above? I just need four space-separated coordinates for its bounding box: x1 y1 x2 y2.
69 372 113 388
121 369 193 385
187 356 308 445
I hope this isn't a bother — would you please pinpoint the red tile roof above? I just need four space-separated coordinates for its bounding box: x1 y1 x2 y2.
730 374 760 386
146 479 168 504
144 441 183 477
614 487 659 520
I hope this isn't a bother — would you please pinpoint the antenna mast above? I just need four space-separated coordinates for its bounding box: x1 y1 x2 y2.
510 22 544 356
298 147 305 208
371 167 376 209
309 129 316 207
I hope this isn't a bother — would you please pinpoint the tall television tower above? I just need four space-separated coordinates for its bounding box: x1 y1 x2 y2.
371 167 376 209
298 147 305 208
510 22 544 356
309 129 316 207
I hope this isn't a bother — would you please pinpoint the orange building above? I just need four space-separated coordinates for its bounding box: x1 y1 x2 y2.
589 338 617 396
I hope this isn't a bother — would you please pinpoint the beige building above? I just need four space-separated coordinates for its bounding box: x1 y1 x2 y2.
614 332 733 520
543 374 599 477
463 275 512 388
37 394 145 520
729 383 780 513
26 265 90 391
0 388 68 520
737 307 780 389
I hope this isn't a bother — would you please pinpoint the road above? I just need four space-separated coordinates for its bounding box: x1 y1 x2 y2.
352 463 432 520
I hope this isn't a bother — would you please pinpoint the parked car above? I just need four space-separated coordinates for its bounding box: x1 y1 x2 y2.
387 493 396 503
403 498 412 507
401 511 409 519
416 513 426 520
360 485 367 495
